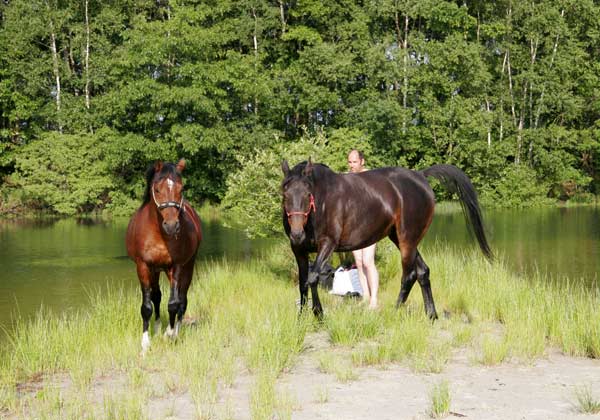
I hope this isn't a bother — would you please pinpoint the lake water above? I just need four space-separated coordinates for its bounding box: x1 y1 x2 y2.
0 206 598 337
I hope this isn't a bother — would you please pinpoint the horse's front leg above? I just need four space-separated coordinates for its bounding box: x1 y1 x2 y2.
136 262 153 354
308 239 336 318
293 249 310 312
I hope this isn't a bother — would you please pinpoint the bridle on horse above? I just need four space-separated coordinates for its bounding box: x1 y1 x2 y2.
152 181 184 213
285 194 315 221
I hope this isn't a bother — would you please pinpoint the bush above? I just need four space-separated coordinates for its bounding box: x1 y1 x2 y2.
13 132 114 215
480 164 553 208
221 135 326 237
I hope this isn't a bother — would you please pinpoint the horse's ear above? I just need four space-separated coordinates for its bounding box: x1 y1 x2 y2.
154 161 163 173
302 158 313 177
281 160 290 176
176 158 186 173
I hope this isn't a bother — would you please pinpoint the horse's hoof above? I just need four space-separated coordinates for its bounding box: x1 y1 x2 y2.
164 322 180 340
428 311 439 322
141 332 151 354
164 326 175 339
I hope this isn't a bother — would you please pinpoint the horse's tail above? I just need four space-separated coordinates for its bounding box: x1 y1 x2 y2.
422 164 493 261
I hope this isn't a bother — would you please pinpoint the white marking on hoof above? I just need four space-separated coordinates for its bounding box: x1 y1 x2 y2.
154 318 161 335
141 332 151 354
174 320 181 336
165 325 175 338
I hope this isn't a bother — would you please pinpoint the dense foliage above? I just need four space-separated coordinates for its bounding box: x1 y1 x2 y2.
1 0 599 219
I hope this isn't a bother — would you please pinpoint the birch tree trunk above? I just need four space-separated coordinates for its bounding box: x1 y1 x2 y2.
534 9 564 130
48 9 62 133
278 0 286 35
252 6 259 115
394 8 409 135
84 0 90 111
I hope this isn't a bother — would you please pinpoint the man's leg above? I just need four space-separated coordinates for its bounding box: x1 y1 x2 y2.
362 243 379 308
352 248 370 302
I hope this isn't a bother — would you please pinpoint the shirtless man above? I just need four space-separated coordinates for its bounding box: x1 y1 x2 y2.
347 149 379 309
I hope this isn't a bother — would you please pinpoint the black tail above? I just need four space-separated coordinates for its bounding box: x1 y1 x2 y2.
422 164 493 261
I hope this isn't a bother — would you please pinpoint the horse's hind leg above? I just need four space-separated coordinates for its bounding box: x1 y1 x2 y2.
150 272 161 335
165 266 181 338
415 251 437 320
176 259 196 329
166 260 194 339
391 232 437 319
389 231 418 308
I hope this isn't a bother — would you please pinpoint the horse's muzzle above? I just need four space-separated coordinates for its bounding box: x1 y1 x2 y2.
289 230 305 245
162 220 180 236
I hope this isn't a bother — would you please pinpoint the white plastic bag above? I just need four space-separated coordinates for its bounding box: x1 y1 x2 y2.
330 267 363 296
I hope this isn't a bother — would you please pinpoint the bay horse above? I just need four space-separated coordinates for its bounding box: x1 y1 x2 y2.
281 159 492 319
126 159 202 353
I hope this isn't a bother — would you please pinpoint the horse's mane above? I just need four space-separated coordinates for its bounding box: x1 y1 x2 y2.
282 161 333 188
142 162 181 205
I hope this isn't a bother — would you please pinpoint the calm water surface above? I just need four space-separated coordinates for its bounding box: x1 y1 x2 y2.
0 217 273 337
0 207 598 337
425 206 599 283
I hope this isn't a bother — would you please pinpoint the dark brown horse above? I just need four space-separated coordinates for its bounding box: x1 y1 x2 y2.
126 159 202 353
281 160 492 319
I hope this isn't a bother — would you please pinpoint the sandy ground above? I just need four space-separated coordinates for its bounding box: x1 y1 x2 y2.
10 332 600 419
274 341 600 420
143 332 600 420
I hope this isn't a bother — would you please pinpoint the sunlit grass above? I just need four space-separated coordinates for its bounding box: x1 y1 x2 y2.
1 239 600 418
317 352 359 382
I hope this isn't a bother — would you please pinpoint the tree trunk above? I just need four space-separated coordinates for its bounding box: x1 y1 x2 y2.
534 9 564 130
278 0 286 35
252 6 259 115
166 0 172 86
486 98 492 149
394 9 409 135
84 0 90 111
48 11 62 133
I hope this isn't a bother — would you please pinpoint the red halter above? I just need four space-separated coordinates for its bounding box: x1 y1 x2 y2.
286 194 315 218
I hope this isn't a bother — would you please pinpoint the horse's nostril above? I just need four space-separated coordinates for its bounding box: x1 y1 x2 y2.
162 220 180 235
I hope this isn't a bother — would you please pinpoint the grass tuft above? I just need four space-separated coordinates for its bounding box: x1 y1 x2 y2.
429 380 451 418
573 384 600 414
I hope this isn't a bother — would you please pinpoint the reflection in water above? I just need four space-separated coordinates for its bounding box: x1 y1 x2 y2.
425 206 599 284
0 207 598 338
0 218 274 337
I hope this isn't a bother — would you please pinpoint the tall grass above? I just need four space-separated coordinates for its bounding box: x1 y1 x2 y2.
1 239 600 418
426 243 600 359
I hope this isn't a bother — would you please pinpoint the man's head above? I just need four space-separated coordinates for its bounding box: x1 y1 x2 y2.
347 149 365 173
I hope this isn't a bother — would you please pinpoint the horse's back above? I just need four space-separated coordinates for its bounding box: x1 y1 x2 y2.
334 167 435 247
341 167 434 210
